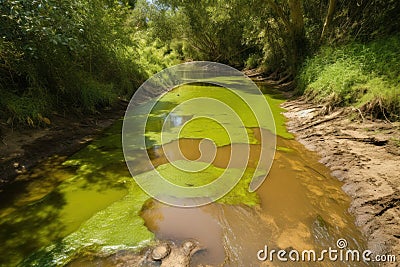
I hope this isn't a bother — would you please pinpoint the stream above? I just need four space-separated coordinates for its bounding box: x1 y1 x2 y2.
0 83 369 267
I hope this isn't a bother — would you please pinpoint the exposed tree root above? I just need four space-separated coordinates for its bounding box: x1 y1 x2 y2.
244 69 295 91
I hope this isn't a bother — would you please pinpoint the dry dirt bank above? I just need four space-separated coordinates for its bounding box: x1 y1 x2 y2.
282 98 400 265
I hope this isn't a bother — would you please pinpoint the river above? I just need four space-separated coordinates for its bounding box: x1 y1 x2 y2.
0 83 369 266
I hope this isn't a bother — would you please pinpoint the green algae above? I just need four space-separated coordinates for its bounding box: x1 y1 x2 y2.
134 160 262 206
215 169 261 206
18 114 260 266
144 84 271 147
18 121 154 266
260 86 294 140
20 111 259 266
142 83 293 149
20 146 261 266
10 83 294 266
156 160 224 187
19 180 154 267
276 146 294 153
0 129 132 267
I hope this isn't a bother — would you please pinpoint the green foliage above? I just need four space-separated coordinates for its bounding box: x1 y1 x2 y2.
1 0 399 125
75 76 117 112
0 89 50 125
0 0 147 125
131 38 182 76
242 0 400 73
328 0 400 42
154 0 252 66
121 0 183 76
298 36 400 120
245 54 262 69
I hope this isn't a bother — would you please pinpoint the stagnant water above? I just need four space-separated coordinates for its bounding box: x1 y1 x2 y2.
0 83 369 266
140 134 368 266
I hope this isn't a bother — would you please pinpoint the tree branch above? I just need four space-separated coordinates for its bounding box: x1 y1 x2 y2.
266 0 291 30
321 0 337 40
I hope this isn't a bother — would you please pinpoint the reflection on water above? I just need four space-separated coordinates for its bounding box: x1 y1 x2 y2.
165 112 189 129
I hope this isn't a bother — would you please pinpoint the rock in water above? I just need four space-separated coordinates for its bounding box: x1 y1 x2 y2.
182 241 196 255
151 243 171 261
102 240 201 267
161 240 201 267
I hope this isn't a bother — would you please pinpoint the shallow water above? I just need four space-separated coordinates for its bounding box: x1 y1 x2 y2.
141 135 368 266
0 83 369 266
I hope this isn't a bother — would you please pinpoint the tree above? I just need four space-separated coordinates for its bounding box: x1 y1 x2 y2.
0 0 144 124
320 0 337 40
154 0 251 66
265 0 306 71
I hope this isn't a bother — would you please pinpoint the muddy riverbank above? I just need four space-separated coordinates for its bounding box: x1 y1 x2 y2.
282 98 400 264
0 100 128 188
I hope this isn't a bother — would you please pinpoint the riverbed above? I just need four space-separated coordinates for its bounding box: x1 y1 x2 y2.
0 83 369 266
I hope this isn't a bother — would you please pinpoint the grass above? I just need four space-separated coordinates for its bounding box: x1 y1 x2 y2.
0 89 51 126
297 35 400 120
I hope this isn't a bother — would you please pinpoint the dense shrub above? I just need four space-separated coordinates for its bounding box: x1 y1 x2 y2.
298 36 400 120
0 0 146 125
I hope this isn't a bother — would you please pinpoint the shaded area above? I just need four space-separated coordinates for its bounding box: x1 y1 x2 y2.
0 119 144 266
0 100 128 187
0 190 67 267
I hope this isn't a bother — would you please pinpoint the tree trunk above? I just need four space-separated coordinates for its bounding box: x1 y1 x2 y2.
321 0 337 40
288 0 304 35
288 0 306 69
266 0 306 70
266 0 291 30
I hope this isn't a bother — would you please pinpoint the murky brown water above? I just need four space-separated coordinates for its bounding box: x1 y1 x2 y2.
140 131 369 266
129 130 273 174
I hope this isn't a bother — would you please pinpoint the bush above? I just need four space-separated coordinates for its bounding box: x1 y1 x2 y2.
298 35 400 120
245 54 262 70
0 0 147 126
0 89 51 126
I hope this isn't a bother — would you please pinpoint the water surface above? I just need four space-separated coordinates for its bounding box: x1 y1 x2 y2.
0 83 368 266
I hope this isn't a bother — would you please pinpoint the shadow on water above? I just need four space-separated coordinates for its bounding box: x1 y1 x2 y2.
0 156 73 212
0 120 131 266
0 190 67 266
257 84 288 101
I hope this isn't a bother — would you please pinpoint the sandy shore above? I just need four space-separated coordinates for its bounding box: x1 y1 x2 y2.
282 98 400 265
